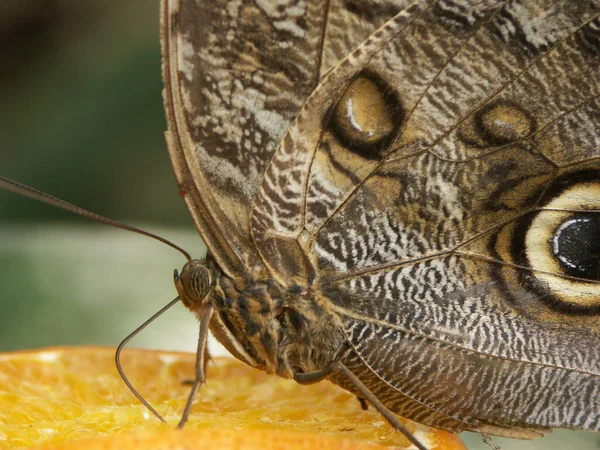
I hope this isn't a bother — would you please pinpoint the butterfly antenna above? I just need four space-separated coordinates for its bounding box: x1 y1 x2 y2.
0 175 192 261
115 295 182 424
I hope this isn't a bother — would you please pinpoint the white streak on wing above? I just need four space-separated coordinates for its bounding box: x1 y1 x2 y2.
255 0 308 38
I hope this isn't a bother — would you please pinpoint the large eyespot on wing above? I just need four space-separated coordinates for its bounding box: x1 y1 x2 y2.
514 172 600 313
483 170 600 315
525 185 600 283
328 70 404 160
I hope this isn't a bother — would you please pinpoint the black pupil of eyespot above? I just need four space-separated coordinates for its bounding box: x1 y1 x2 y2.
552 213 600 281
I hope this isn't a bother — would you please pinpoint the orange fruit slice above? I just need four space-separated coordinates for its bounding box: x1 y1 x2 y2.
0 346 466 449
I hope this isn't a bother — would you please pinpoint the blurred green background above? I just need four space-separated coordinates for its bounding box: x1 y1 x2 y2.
0 2 597 449
0 0 203 353
1 1 184 224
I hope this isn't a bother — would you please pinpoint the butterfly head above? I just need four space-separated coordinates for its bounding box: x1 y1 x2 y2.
173 258 215 310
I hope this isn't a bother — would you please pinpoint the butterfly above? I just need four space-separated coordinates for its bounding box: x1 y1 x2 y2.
161 0 600 444
160 0 600 444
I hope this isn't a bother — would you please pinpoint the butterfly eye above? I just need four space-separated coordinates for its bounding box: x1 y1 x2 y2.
459 100 536 147
329 71 403 159
490 175 600 314
174 260 213 309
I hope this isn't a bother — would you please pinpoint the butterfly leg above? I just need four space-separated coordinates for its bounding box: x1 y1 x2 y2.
177 305 214 428
181 346 210 386
294 362 428 450
357 396 369 411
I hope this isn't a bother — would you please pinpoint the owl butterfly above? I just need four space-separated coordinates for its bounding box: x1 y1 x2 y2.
162 0 600 446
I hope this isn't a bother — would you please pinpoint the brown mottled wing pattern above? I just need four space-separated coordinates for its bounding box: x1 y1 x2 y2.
252 0 600 436
161 0 414 277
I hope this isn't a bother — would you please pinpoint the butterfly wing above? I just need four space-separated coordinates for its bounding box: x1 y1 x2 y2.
251 0 600 435
161 0 415 276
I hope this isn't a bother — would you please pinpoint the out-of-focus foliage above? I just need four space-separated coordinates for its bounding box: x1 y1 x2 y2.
0 1 189 225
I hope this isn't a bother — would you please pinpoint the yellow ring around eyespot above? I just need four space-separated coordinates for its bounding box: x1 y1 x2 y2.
524 182 600 308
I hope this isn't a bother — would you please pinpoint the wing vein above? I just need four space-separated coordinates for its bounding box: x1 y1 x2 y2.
328 302 599 376
313 0 332 87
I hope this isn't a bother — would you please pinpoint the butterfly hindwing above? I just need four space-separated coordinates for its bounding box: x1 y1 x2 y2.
251 0 600 434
